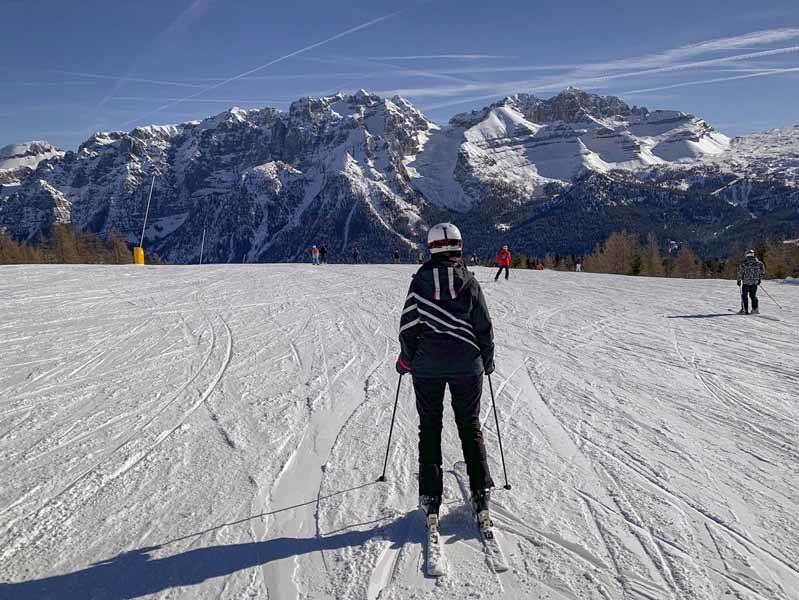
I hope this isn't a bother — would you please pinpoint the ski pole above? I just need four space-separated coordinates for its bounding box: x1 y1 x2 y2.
487 374 512 490
377 374 403 482
759 282 783 310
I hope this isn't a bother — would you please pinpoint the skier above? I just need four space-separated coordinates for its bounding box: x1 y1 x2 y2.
311 245 320 266
575 258 582 273
396 222 495 540
535 261 544 271
319 244 327 264
352 246 360 264
394 249 401 264
494 246 511 281
737 249 766 314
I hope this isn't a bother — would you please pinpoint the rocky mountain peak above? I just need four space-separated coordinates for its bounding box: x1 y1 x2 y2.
0 141 64 172
1 89 795 263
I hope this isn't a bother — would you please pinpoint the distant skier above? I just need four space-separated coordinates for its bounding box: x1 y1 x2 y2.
311 245 320 266
737 249 766 314
394 249 401 264
319 244 327 264
535 261 544 271
494 246 511 281
417 250 425 264
575 258 582 273
396 222 496 536
352 246 360 264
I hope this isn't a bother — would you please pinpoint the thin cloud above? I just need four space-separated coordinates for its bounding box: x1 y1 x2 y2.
164 0 216 35
580 27 799 72
120 11 400 127
622 67 799 95
377 45 799 99
50 69 207 89
111 96 292 105
95 0 218 111
366 54 517 60
2 80 99 87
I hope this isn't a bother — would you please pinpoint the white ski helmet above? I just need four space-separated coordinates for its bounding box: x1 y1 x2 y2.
427 222 463 254
745 249 756 257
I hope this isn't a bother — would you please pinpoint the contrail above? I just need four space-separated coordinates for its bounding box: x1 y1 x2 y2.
120 12 399 127
367 54 517 60
111 95 293 104
49 69 207 89
623 67 799 94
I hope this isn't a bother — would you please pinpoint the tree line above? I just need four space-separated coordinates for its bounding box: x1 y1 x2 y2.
505 231 799 279
0 225 140 265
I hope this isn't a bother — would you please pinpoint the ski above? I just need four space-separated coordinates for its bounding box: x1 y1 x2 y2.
423 512 448 577
453 461 509 573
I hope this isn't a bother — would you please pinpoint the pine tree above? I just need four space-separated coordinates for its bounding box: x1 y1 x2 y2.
672 245 701 278
641 233 664 276
50 224 80 263
108 230 131 264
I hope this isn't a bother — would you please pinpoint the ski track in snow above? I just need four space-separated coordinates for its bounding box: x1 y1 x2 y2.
0 264 797 599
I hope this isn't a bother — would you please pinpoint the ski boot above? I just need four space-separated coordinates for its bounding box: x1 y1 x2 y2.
737 308 748 315
420 495 442 539
471 489 494 538
751 307 759 314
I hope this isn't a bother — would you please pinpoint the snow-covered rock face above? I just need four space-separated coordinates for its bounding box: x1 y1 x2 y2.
0 89 796 262
0 141 64 172
407 90 730 210
0 141 65 190
0 93 433 262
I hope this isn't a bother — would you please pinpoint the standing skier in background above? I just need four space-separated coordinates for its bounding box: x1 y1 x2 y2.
737 249 766 314
396 223 496 537
575 258 582 273
319 244 327 264
352 246 360 264
394 249 401 264
494 246 511 281
311 245 320 266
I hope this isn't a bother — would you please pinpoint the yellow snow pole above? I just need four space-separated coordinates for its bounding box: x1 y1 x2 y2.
135 174 156 266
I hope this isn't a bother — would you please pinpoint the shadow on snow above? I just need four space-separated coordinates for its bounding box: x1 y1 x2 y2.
1 484 418 600
665 313 737 319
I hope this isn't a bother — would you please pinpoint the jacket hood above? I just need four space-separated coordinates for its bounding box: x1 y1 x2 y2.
415 258 476 299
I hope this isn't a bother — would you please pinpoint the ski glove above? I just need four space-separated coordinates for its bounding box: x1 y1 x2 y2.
483 361 495 376
395 355 411 375
737 280 741 287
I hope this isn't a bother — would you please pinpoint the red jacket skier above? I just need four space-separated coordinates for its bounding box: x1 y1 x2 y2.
494 246 511 281
496 247 511 266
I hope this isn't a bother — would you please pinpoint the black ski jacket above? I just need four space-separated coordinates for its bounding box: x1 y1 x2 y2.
399 257 494 378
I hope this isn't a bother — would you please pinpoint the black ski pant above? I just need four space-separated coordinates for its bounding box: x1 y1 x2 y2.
494 266 509 281
412 375 494 497
741 283 759 312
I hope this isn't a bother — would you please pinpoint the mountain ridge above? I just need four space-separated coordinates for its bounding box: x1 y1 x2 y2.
1 88 797 262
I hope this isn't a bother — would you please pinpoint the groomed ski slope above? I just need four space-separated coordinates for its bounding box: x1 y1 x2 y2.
0 264 797 600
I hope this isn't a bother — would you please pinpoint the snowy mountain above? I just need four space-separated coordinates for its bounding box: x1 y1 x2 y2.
0 141 63 172
0 89 796 262
0 141 64 189
408 88 729 210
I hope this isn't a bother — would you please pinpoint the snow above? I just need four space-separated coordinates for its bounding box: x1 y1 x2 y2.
0 141 63 172
403 125 477 212
1 265 798 600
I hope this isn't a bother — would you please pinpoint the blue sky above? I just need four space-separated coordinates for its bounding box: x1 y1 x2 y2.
1 0 798 149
